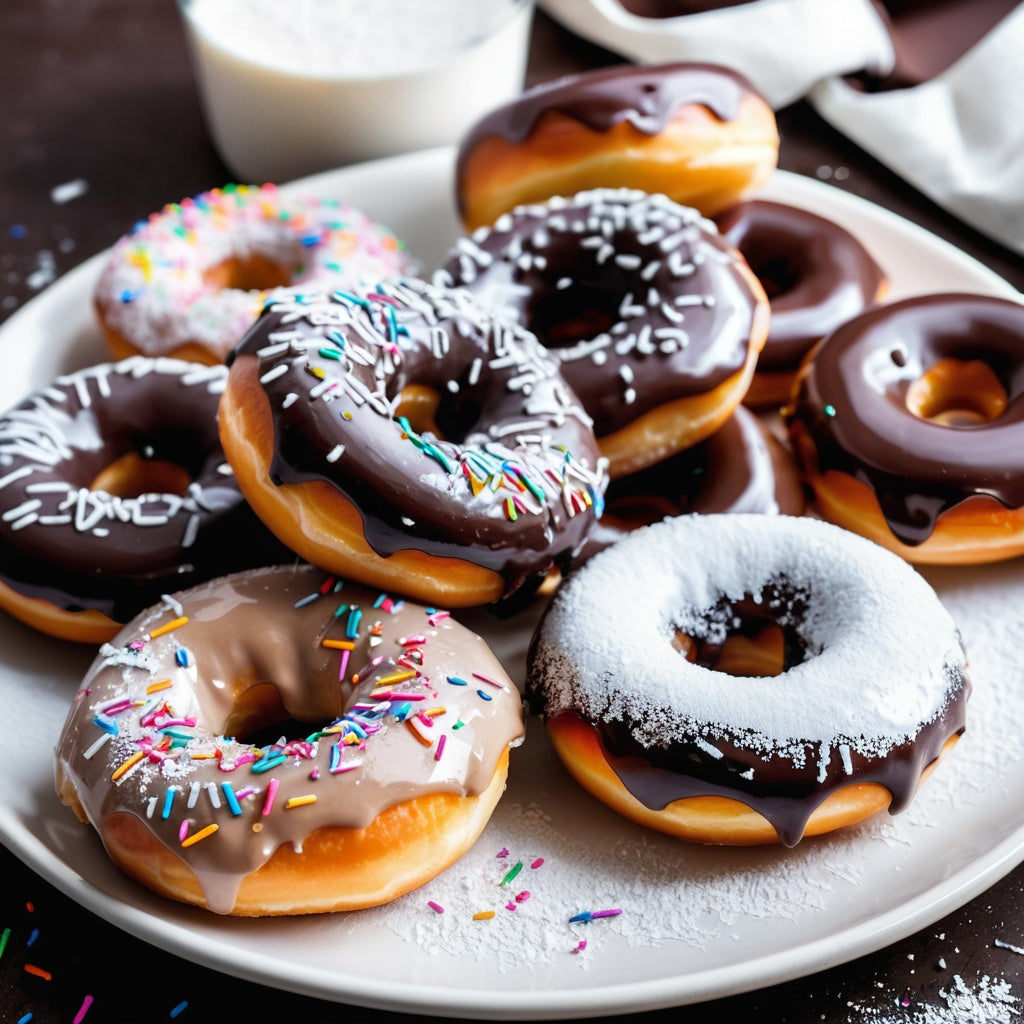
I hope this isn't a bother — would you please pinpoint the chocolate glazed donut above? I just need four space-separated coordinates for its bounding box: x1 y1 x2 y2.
219 279 608 606
438 188 769 477
0 356 288 642
454 61 779 231
714 199 888 408
786 292 1024 563
576 405 804 564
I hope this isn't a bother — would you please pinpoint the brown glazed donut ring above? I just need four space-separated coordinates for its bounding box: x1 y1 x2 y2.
455 61 779 231
714 199 889 409
786 292 1024 564
438 187 769 478
219 279 608 607
527 514 969 847
0 356 286 643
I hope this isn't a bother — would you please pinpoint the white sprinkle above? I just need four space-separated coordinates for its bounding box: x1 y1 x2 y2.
50 178 89 204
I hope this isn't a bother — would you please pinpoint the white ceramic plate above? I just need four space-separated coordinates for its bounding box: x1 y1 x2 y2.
2 147 1023 1021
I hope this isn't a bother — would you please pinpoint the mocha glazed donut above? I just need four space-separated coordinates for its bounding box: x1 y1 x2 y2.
577 404 804 563
218 279 608 607
527 514 970 847
93 183 412 365
437 187 770 478
55 564 525 916
786 292 1024 564
714 199 889 408
455 61 779 232
0 356 287 644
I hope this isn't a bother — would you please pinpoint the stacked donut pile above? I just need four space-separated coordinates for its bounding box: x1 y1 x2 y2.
442 61 1022 847
9 185 602 915
5 61 1017 916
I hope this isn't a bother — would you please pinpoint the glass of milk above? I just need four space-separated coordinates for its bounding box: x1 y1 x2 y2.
178 0 536 183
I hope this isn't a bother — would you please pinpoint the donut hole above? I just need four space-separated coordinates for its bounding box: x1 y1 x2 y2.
206 254 292 293
671 594 809 678
905 356 1007 426
89 451 192 498
395 384 444 437
529 283 617 347
742 253 800 302
220 682 326 748
395 383 485 443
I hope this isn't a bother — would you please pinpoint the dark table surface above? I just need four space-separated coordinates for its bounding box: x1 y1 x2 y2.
2 2 1024 1022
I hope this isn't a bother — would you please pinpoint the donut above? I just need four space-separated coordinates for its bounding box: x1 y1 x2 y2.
785 292 1024 564
437 187 770 478
55 563 525 916
526 513 970 847
714 199 889 409
93 183 413 366
218 278 608 608
576 405 804 564
455 61 779 232
0 356 288 644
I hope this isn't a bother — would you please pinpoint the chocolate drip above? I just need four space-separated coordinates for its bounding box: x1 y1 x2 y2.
595 698 966 847
787 293 1024 545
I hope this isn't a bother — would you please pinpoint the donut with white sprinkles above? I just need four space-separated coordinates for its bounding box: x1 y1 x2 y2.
0 356 288 643
437 188 769 477
218 277 609 607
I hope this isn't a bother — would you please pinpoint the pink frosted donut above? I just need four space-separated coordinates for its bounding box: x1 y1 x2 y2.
93 183 414 365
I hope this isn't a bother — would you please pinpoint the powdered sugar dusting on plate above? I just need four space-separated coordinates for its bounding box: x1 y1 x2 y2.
356 541 1024 974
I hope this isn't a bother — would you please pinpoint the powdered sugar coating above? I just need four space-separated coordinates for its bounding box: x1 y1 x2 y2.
93 183 413 363
529 513 967 763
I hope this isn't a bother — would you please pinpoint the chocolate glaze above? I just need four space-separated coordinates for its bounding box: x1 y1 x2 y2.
714 199 887 372
455 62 759 215
576 405 803 562
438 188 766 438
594 699 965 848
0 356 288 622
228 280 608 598
55 564 525 914
786 292 1024 545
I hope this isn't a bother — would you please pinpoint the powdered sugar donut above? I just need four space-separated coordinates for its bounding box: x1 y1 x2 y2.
527 513 969 847
93 183 413 365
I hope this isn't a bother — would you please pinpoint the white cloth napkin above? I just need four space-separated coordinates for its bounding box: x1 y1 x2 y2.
539 0 1024 257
